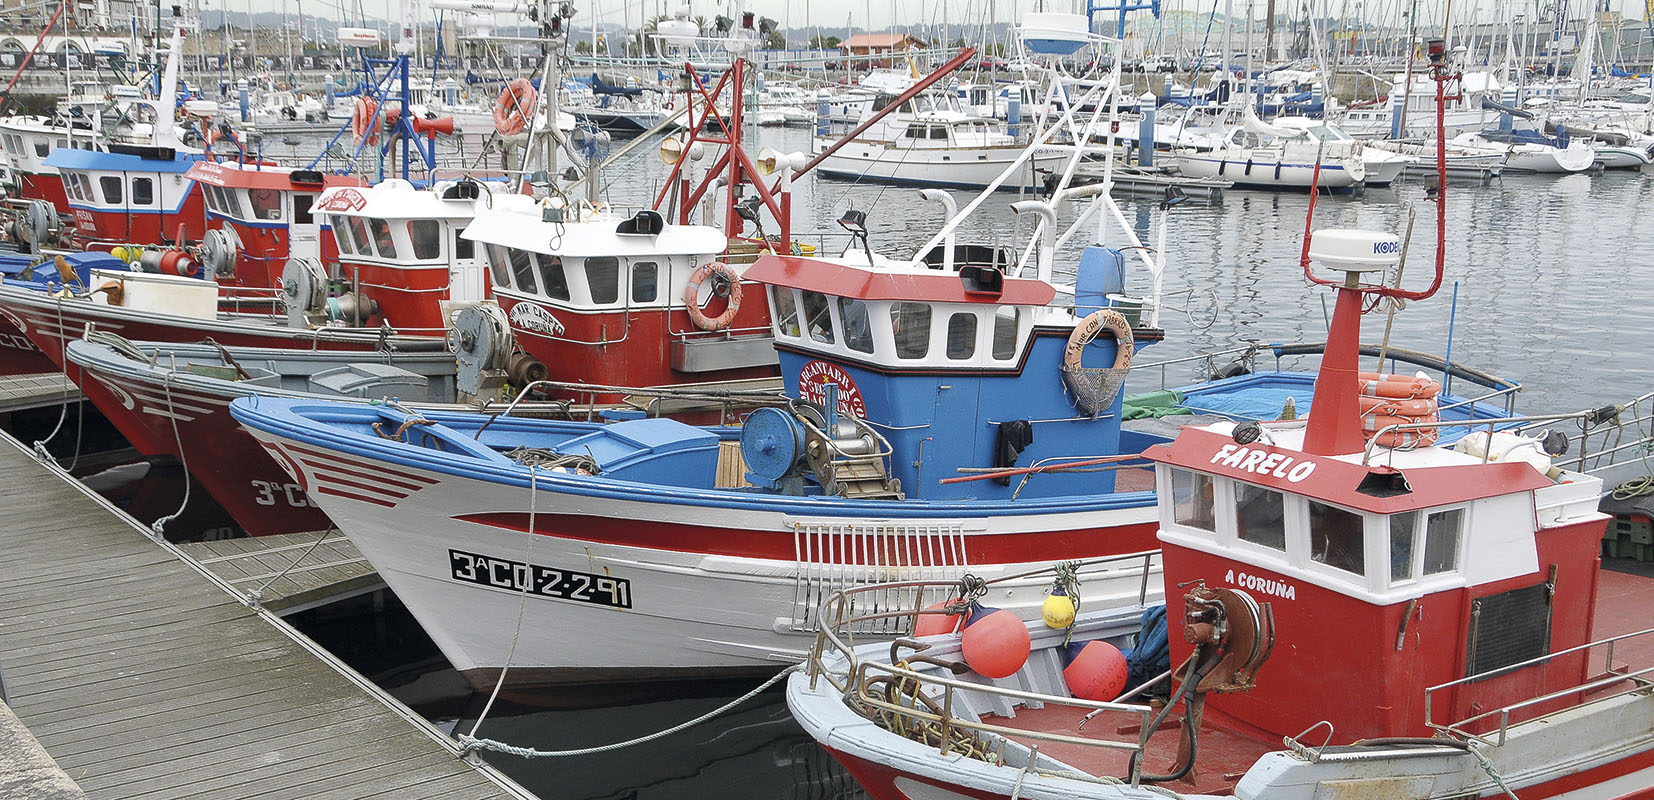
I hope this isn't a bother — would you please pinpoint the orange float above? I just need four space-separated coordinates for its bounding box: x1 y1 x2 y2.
683 261 743 331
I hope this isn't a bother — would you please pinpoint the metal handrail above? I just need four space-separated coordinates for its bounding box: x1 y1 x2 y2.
1361 406 1652 466
1424 626 1654 747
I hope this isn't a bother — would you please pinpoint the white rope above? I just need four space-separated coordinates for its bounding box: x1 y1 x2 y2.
150 360 191 537
466 462 539 741
31 297 75 465
458 664 800 759
248 528 335 608
1468 742 1521 800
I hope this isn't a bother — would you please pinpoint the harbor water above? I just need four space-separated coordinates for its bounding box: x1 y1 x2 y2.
10 123 1651 799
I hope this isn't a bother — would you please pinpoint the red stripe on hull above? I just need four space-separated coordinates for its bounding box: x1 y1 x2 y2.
18 173 67 208
286 443 440 485
1517 746 1654 798
824 746 1001 800
316 484 398 507
455 511 1160 562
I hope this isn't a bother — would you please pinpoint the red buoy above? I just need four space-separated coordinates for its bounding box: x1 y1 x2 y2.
960 603 1030 679
914 600 964 637
1062 640 1129 701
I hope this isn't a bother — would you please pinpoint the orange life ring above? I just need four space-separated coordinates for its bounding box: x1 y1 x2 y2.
493 77 538 136
1358 394 1435 417
1357 371 1440 400
683 261 742 331
1063 309 1134 373
351 97 380 146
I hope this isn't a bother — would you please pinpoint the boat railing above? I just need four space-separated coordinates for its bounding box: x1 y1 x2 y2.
1363 396 1654 472
1424 626 1654 747
802 551 1162 780
1130 341 1523 418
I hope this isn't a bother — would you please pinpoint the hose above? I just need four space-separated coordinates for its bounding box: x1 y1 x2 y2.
1131 647 1221 784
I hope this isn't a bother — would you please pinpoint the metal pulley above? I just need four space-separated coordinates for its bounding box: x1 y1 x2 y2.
14 199 59 252
1182 584 1274 693
198 227 242 278
450 302 514 402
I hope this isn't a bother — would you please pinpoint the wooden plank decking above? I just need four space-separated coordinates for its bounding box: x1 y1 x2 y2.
0 373 78 413
0 431 536 800
177 532 385 615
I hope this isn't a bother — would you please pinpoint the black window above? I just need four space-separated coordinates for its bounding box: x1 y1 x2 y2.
585 257 620 304
369 218 397 258
453 226 473 259
100 175 122 204
535 253 569 300
293 193 315 224
631 261 658 303
508 248 537 293
407 219 441 260
487 244 511 288
348 217 372 254
131 177 153 205
1235 483 1286 551
839 298 874 354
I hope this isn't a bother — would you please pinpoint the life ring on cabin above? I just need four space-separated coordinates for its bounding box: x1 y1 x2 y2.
493 78 537 136
1061 309 1134 418
683 261 742 331
351 97 380 145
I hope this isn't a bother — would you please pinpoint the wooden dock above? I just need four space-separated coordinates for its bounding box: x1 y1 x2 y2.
0 373 78 414
178 532 384 615
0 431 537 800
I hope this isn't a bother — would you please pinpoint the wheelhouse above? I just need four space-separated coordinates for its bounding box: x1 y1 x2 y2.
45 145 205 244
1148 420 1605 744
189 160 360 288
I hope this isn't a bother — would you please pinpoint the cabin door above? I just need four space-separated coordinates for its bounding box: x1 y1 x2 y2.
290 193 321 260
448 223 484 304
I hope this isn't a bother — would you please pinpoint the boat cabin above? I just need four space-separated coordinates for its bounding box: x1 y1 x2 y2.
316 178 502 336
1146 384 1606 745
44 145 205 244
742 248 1163 500
819 90 1017 148
189 160 361 289
461 199 778 400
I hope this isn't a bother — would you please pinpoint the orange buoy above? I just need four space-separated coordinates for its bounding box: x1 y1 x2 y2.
1062 640 1129 702
913 600 964 637
960 603 1030 679
351 97 380 146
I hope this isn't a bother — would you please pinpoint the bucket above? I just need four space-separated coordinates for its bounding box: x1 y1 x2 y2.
1104 294 1144 327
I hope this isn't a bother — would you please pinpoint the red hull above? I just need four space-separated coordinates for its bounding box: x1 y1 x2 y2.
0 308 57 375
73 365 332 536
69 190 209 246
18 172 67 208
496 294 777 401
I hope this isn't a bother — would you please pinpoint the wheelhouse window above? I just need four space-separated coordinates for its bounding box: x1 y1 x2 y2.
1390 511 1417 583
203 185 221 213
992 306 1019 360
1171 469 1216 532
332 215 355 255
1423 508 1463 575
33 141 47 157
100 175 122 204
348 217 372 255
802 291 834 344
890 302 931 359
369 218 397 258
772 287 799 338
407 219 441 260
131 177 153 206
1309 500 1365 576
249 187 282 220
585 257 620 304
631 261 658 303
839 298 874 354
946 312 977 359
486 244 511 288
453 226 473 259
507 248 537 293
293 194 315 225
536 253 568 300
222 187 245 219
1235 483 1286 551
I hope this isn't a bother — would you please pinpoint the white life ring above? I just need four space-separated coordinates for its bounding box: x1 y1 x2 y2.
683 261 742 331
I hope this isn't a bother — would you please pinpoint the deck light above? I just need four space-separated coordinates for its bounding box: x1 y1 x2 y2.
714 15 733 34
838 209 875 265
1231 421 1273 446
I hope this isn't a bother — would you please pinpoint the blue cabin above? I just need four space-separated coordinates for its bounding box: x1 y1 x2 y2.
741 249 1162 501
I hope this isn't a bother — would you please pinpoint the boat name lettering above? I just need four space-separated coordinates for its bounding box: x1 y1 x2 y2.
448 549 632 609
797 360 866 418
1224 569 1296 600
1209 444 1317 482
316 189 366 212
508 302 566 336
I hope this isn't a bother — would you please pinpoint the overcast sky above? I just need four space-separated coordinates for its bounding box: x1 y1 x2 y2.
226 0 1649 33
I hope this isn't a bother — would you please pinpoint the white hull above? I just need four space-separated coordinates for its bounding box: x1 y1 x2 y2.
243 427 1161 687
1169 150 1365 188
1592 144 1653 169
1505 142 1596 174
811 140 1066 189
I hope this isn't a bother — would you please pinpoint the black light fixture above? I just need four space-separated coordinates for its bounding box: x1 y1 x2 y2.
758 17 778 35
736 195 767 243
714 15 734 34
1231 421 1271 445
838 208 874 264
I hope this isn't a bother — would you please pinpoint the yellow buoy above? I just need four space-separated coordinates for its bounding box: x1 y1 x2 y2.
1041 590 1077 629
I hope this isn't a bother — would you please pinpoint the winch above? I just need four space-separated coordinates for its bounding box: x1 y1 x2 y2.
740 384 902 500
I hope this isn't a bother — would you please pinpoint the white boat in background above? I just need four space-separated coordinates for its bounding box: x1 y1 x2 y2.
1366 138 1507 179
1168 108 1366 190
811 88 1062 190
1452 125 1595 174
1271 116 1414 187
755 79 816 126
1339 69 1506 139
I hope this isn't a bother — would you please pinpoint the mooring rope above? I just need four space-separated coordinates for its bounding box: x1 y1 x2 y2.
458 664 799 759
466 462 540 741
150 361 191 537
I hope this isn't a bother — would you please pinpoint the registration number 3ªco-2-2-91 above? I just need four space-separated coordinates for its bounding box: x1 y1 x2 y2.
448 549 632 609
